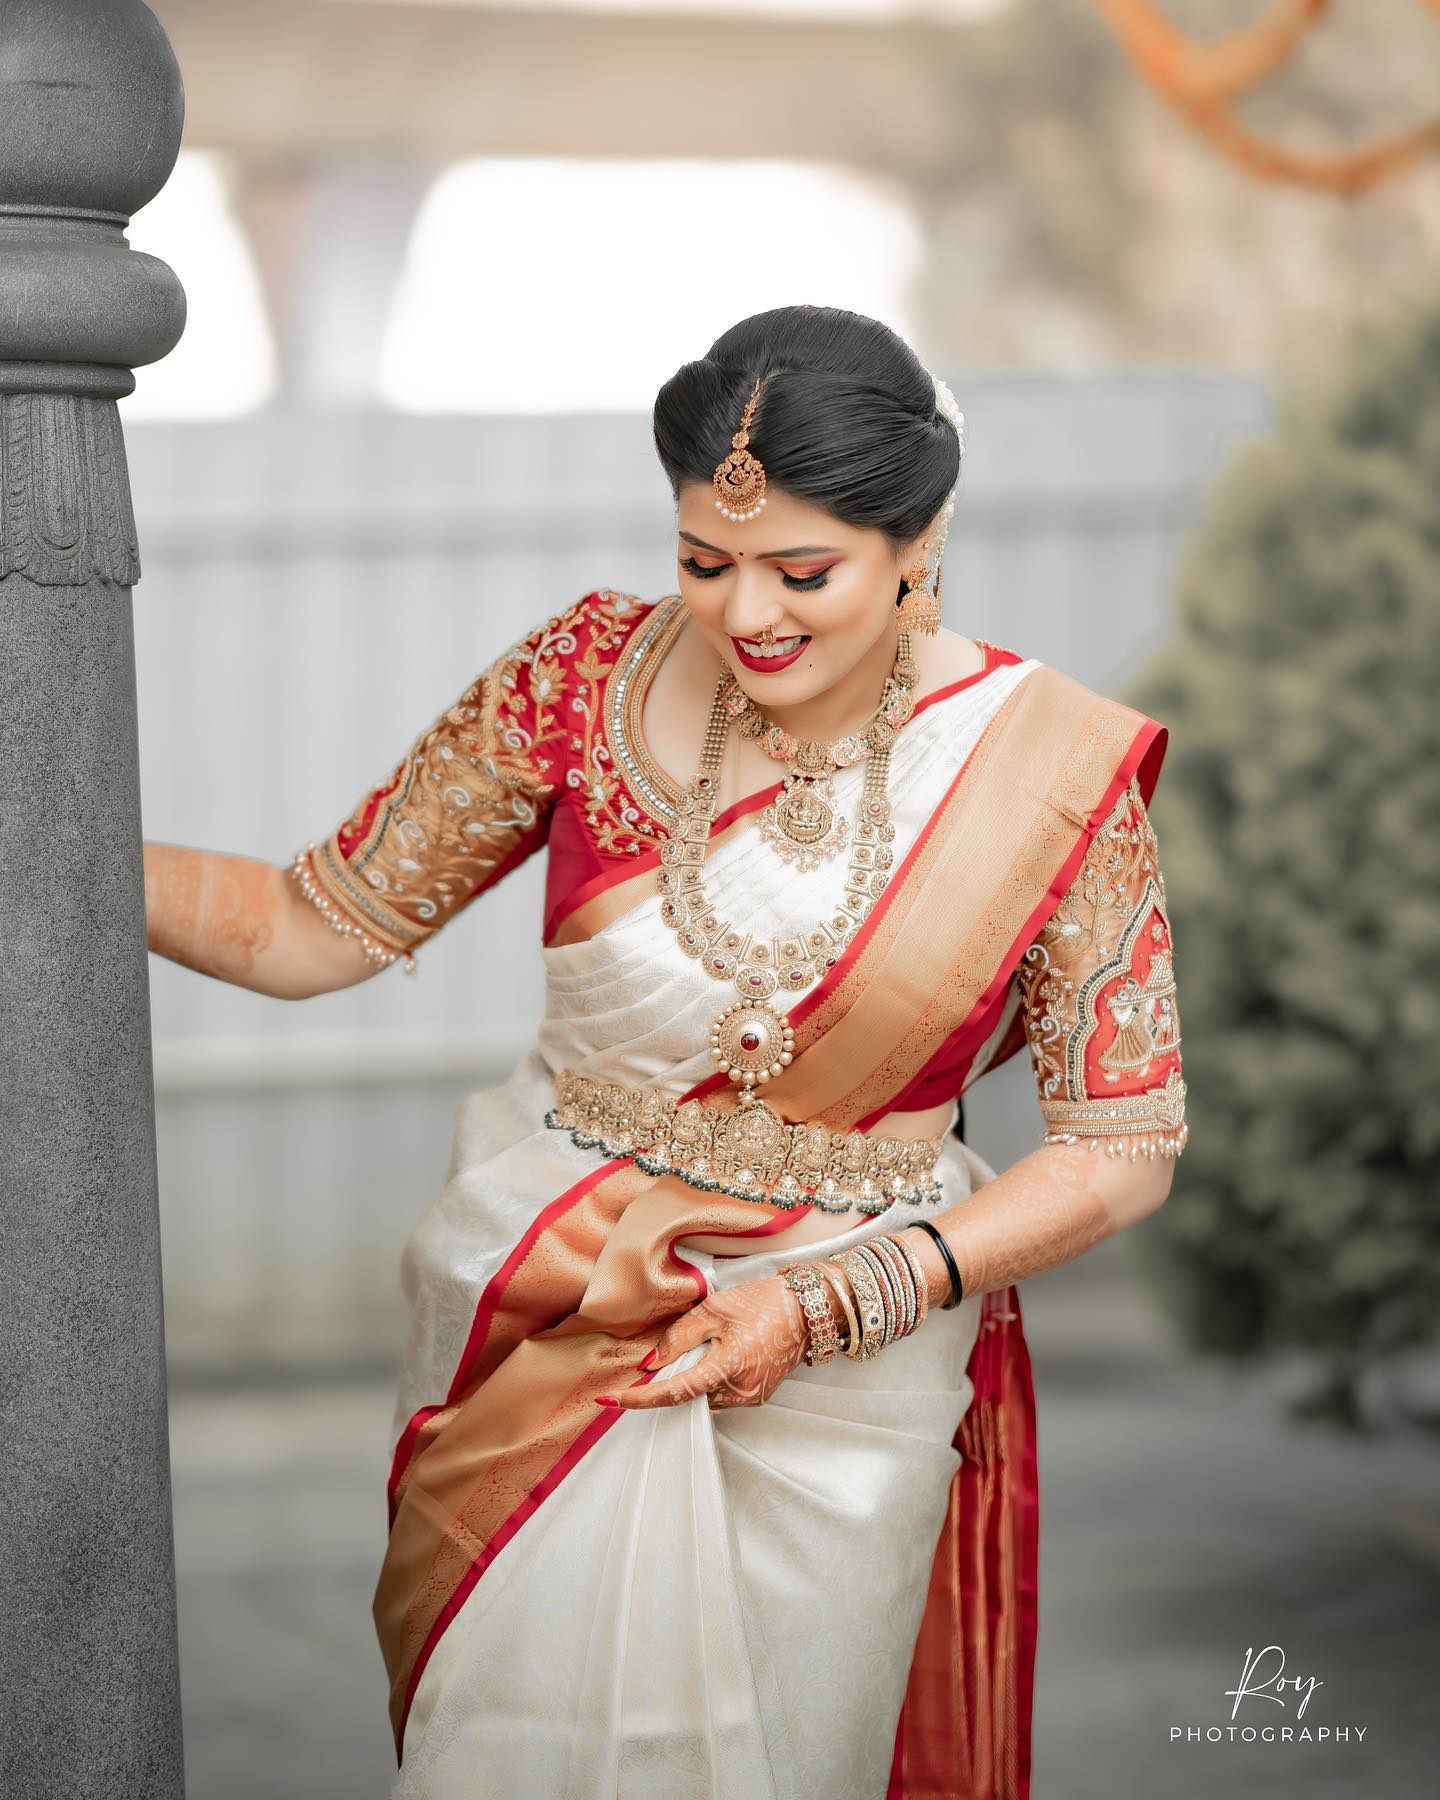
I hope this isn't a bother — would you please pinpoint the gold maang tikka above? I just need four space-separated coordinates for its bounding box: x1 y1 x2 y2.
713 376 768 522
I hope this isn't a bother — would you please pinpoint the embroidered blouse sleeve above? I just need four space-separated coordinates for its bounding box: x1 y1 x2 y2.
1012 775 1188 1159
287 608 575 973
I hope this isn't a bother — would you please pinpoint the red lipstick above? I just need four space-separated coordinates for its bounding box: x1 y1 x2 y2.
731 634 810 673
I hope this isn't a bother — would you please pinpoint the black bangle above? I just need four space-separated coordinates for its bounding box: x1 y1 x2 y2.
907 1219 964 1310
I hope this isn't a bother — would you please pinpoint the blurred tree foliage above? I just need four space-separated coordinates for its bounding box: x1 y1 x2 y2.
1125 288 1440 1429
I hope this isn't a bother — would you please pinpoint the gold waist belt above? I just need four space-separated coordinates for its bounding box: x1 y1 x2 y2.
545 1068 946 1215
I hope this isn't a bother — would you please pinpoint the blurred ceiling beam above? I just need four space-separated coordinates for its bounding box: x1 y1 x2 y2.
149 0 957 174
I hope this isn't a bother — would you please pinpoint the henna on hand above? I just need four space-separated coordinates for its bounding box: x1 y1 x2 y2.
611 1274 810 1411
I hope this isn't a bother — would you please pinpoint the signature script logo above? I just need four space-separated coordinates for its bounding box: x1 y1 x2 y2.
1225 1645 1322 1718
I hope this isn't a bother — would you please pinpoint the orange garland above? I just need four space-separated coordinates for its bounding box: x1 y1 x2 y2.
1090 0 1440 195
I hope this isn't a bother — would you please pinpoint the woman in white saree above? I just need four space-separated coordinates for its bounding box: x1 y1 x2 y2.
145 307 1187 1800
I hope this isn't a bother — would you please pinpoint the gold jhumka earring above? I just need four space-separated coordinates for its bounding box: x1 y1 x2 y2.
896 540 943 636
713 376 768 522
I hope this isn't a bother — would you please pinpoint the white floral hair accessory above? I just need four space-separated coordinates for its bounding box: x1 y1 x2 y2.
926 372 965 581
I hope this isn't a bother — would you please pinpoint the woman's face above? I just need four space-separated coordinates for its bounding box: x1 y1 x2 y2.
675 482 932 708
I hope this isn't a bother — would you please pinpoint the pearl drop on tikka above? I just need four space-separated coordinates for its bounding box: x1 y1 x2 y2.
715 495 767 522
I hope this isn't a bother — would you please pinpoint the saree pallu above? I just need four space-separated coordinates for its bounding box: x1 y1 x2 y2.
375 653 1163 1798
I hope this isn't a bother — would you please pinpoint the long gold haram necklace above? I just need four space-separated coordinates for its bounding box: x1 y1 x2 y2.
657 654 907 1088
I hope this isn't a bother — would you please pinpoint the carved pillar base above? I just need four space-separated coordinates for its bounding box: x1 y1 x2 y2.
0 393 141 585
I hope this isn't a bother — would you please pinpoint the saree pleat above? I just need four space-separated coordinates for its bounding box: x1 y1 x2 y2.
374 656 1161 1796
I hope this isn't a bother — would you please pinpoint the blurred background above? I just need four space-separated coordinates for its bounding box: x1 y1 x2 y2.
125 1 1440 1794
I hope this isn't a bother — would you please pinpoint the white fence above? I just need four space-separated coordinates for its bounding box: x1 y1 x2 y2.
127 374 1272 1374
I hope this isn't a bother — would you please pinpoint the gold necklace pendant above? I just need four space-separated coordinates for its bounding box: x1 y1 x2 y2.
758 772 849 870
711 998 796 1086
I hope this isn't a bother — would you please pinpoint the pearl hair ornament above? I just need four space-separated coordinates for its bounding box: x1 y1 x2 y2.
923 372 965 600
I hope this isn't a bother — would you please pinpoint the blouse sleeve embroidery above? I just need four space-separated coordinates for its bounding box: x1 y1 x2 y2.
288 597 598 974
1013 775 1188 1160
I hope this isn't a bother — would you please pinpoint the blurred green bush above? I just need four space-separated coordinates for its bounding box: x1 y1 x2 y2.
1126 288 1440 1429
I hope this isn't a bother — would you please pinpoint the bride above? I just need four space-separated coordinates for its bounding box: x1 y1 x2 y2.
145 304 1186 1799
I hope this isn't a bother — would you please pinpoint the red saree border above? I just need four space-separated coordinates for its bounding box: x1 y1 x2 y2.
396 1330 680 1754
544 782 780 945
385 1157 632 1527
868 716 1168 1126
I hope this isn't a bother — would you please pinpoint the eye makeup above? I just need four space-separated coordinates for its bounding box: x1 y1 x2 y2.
679 554 835 592
678 555 725 580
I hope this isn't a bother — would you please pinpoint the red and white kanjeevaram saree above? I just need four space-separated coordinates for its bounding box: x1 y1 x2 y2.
293 590 1183 1798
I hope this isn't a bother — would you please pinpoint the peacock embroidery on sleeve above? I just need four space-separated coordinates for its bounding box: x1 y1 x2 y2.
1013 775 1188 1159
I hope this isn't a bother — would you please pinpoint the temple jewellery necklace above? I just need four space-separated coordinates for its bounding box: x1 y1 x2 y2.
736 629 919 871
657 627 917 1090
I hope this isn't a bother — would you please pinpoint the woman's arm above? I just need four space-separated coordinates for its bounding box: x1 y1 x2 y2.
143 843 379 1000
145 601 601 1000
898 1138 1172 1311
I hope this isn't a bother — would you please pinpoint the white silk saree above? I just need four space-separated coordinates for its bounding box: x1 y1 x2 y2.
293 590 1181 1799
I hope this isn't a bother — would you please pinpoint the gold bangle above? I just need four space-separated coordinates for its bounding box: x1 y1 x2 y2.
888 1229 932 1329
833 1248 887 1359
853 1240 901 1346
871 1234 918 1339
816 1260 860 1357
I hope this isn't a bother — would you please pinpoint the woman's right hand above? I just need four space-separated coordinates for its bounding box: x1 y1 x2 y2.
143 842 381 999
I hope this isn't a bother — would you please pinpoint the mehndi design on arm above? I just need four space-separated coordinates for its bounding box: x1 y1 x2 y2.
145 848 278 985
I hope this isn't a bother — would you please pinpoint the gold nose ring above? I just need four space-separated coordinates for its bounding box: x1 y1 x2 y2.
759 623 776 649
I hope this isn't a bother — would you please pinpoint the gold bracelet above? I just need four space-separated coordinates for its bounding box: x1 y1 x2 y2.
817 1233 928 1363
779 1265 841 1365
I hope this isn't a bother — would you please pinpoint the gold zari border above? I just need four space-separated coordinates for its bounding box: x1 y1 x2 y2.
1039 1066 1188 1159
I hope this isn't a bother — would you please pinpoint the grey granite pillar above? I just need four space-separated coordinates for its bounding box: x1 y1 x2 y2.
0 4 187 1795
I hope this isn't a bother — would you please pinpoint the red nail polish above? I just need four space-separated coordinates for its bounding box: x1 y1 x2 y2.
638 1349 658 1371
594 1394 620 1406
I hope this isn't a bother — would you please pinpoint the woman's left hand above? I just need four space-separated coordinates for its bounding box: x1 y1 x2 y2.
608 1275 811 1411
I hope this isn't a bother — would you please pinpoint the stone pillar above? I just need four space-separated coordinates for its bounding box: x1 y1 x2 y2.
0 4 187 1795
